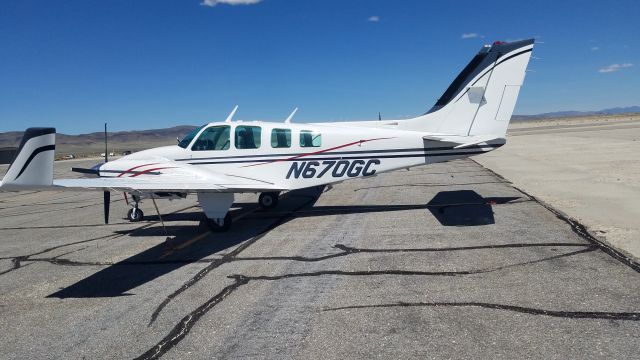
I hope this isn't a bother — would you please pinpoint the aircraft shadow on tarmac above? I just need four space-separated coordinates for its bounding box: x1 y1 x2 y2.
48 189 515 298
427 190 520 226
48 187 324 299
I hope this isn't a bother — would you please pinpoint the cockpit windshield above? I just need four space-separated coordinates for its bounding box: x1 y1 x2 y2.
177 125 206 149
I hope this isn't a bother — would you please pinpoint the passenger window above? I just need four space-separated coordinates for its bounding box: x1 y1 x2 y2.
300 130 321 147
271 128 291 148
191 126 230 151
235 126 262 149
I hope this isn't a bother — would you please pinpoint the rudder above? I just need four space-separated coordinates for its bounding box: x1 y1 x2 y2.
0 128 56 190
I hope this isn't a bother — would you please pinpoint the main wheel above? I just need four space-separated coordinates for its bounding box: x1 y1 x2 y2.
127 208 144 222
258 192 279 209
206 213 232 232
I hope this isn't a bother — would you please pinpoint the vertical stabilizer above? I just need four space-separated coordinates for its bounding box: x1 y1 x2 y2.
0 128 56 190
399 39 534 137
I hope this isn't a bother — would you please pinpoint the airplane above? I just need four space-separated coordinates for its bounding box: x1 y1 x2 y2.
0 39 534 231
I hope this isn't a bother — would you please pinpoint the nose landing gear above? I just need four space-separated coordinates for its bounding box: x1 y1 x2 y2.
127 194 144 222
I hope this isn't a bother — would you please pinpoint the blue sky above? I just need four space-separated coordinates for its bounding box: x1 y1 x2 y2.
1 0 638 134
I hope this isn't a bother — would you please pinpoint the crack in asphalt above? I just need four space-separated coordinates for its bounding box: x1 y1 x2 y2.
322 302 640 321
136 246 598 359
0 193 89 209
0 197 126 218
235 247 597 280
1 241 591 269
0 205 198 277
135 276 250 360
471 159 640 272
5 159 639 360
147 192 321 327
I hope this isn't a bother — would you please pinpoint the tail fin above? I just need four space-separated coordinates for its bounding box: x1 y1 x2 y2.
0 128 56 190
402 39 534 136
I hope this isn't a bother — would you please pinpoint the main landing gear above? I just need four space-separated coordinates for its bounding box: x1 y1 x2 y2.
258 191 280 210
198 192 235 232
127 194 144 222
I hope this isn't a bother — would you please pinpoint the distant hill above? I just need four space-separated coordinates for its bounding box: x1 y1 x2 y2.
0 125 198 157
513 106 640 120
1 105 639 158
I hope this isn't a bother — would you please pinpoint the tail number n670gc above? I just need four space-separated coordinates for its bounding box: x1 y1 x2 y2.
286 159 380 179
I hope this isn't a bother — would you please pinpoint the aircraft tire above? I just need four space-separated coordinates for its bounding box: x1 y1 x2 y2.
127 208 144 222
258 192 279 209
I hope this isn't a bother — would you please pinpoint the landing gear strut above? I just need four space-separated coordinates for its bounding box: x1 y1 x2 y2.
258 192 280 210
127 195 144 222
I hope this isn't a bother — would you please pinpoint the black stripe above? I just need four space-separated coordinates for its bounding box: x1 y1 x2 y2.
70 168 162 176
188 149 492 165
15 144 55 180
179 144 502 163
6 128 55 174
71 167 100 175
99 169 161 175
452 48 532 105
175 147 429 161
467 48 533 89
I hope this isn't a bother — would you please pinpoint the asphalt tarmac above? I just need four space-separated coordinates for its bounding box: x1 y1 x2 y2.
0 158 638 359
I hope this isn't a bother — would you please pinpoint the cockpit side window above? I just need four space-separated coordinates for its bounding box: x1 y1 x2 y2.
191 126 230 151
300 130 321 147
178 125 206 149
235 126 262 149
271 128 291 148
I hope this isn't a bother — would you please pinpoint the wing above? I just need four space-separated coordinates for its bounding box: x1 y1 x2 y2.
54 160 284 193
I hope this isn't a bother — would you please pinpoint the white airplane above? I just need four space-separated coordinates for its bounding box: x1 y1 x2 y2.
0 39 534 231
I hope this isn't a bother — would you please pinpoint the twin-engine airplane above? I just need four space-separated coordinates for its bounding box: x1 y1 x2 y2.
0 39 534 231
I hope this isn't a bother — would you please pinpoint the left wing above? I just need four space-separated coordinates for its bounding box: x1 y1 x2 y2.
54 162 283 193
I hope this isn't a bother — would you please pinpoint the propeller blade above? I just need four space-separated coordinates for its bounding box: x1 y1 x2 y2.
103 191 110 224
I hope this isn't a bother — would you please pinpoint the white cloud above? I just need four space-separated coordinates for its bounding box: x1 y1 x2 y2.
368 16 380 22
591 46 600 51
598 63 633 73
461 33 480 39
201 0 261 7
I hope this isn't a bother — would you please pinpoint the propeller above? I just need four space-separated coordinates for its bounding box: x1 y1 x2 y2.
104 190 110 224
103 122 110 224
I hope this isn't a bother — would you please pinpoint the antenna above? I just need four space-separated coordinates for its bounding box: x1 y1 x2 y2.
225 105 239 123
285 107 298 123
103 122 110 224
104 122 108 163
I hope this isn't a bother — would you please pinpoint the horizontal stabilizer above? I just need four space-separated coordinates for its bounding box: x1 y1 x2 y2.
453 135 504 149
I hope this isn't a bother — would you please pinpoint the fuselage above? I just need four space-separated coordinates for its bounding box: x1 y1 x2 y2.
99 121 504 191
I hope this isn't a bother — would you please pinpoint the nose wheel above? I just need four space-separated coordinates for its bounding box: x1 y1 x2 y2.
258 192 280 210
127 194 144 222
127 207 144 222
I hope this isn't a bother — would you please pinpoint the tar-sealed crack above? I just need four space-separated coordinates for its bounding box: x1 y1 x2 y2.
322 301 640 321
0 205 198 277
147 192 321 326
135 276 250 360
472 159 640 272
7 160 639 360
136 245 598 359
